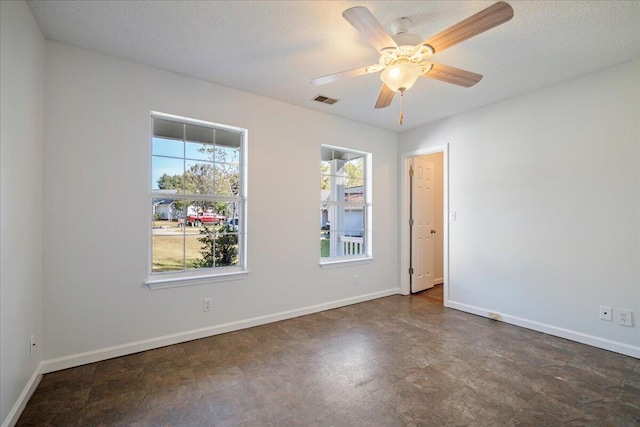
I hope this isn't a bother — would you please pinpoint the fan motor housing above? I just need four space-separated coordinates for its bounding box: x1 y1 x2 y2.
392 32 422 47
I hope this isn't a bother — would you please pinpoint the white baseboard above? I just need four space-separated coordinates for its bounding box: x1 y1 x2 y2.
42 288 400 374
446 300 640 359
433 277 443 285
2 362 43 427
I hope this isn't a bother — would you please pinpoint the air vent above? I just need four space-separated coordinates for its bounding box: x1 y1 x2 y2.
313 95 339 105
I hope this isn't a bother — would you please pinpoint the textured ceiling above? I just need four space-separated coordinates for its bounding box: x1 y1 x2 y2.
26 1 640 132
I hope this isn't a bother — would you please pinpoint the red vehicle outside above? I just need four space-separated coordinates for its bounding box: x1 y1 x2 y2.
186 212 226 227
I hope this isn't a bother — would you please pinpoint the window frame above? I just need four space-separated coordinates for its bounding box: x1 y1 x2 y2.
320 144 373 267
146 112 248 289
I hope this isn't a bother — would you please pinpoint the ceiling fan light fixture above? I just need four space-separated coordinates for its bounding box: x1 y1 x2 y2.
365 64 385 73
392 32 423 47
380 61 422 92
312 3 514 118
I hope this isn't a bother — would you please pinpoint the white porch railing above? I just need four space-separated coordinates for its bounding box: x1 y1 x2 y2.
340 236 364 256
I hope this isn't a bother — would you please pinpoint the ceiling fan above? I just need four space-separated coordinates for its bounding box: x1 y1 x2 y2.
310 2 514 124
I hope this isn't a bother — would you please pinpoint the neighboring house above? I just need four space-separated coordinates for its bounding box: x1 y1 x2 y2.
321 186 364 236
152 199 223 221
153 198 238 225
152 199 175 220
320 189 330 228
186 205 200 217
152 189 179 220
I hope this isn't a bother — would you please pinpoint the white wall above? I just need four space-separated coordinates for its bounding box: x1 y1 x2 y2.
42 42 398 365
399 59 640 356
0 1 45 424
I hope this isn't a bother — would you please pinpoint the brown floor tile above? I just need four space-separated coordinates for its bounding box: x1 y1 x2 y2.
17 295 640 426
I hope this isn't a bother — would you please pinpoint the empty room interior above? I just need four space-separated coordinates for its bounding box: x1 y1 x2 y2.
1 1 639 425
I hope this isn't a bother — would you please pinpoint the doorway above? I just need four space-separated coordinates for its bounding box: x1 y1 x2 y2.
400 145 448 304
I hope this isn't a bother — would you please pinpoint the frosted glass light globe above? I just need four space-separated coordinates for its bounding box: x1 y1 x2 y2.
380 62 422 92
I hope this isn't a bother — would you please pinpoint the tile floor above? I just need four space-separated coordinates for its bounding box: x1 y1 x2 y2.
417 284 443 303
18 295 640 426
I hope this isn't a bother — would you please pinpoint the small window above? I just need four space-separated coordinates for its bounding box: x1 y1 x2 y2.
149 112 247 284
320 145 371 262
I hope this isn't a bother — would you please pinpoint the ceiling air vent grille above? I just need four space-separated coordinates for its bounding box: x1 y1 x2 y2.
313 95 339 105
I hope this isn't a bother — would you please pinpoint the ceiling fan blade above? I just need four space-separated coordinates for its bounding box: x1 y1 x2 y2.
310 66 373 86
423 62 483 87
375 83 395 109
423 2 514 54
343 6 398 52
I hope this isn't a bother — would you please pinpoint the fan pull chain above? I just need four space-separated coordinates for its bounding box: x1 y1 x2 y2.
399 91 404 125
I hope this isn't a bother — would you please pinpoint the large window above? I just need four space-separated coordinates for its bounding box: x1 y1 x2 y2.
149 112 246 283
320 145 371 261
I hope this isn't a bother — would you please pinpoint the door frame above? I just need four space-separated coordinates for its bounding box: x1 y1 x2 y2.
399 144 449 304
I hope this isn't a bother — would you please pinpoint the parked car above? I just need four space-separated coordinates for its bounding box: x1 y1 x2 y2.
186 212 226 227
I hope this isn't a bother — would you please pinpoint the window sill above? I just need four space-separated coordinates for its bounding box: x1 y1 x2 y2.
319 257 373 269
146 270 249 290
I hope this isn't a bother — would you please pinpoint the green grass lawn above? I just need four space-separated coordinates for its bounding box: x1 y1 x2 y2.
152 230 239 272
321 238 329 258
152 235 202 271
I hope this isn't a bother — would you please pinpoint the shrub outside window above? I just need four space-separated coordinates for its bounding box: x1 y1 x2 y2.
320 145 371 261
149 112 247 282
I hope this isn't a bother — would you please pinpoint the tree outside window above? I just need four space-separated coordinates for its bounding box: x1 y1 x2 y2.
150 114 246 275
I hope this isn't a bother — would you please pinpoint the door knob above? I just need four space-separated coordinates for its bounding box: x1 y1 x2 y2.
431 229 436 234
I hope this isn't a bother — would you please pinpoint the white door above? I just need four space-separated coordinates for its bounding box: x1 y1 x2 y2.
411 157 435 292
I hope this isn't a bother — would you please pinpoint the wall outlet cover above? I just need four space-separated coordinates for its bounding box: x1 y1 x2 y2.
599 306 612 321
616 309 633 327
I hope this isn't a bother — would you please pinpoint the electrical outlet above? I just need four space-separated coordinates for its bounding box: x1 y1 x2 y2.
30 335 36 356
616 309 633 327
599 306 612 321
203 298 212 312
354 275 359 285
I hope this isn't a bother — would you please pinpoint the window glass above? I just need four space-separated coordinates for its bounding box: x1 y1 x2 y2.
184 160 215 196
150 113 246 278
320 146 370 260
152 156 185 194
185 141 214 161
153 137 184 158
